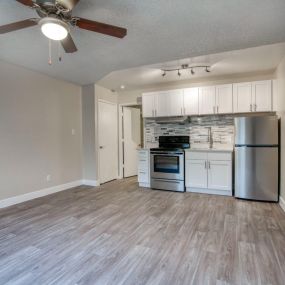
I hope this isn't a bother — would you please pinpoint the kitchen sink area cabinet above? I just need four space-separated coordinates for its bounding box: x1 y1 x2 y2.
185 150 233 196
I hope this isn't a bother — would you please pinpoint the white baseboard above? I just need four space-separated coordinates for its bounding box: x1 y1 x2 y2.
280 196 285 213
0 180 82 209
82 180 100 187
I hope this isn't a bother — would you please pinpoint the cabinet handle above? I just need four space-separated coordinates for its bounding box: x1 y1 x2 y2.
217 106 219 113
184 107 186 114
255 104 257 111
181 108 183 115
155 109 157 116
205 161 207 169
250 104 252 112
208 161 211 169
213 106 215 114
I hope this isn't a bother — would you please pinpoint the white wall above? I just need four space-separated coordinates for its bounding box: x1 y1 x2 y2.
276 56 285 202
0 60 82 201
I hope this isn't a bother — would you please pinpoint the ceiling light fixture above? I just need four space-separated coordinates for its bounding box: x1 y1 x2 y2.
40 18 69 41
161 64 211 78
120 85 125 89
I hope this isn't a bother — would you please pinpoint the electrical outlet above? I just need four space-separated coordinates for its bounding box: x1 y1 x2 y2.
46 175 51 182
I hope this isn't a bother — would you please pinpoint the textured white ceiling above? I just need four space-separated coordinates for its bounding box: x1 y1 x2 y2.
1 0 285 85
98 43 285 91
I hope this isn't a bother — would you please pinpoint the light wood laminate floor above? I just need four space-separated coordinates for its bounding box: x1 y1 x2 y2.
0 177 285 285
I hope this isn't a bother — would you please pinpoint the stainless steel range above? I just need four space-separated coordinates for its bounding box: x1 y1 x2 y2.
150 136 190 192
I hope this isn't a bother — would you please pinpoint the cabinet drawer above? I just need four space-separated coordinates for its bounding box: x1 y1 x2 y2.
138 170 149 183
186 151 208 160
138 151 149 160
208 152 232 161
138 161 149 170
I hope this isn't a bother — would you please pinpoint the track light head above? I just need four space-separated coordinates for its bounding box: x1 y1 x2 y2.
162 70 166 77
191 68 195 75
178 70 181 76
205 66 210 73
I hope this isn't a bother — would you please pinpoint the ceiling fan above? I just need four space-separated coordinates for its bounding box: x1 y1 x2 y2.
0 0 127 53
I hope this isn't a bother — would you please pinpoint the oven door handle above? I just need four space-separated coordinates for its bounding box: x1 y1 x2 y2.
150 152 184 155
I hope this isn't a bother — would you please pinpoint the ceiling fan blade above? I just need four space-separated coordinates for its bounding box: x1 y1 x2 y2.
16 0 34 7
0 19 38 34
76 18 127 38
61 33 78 53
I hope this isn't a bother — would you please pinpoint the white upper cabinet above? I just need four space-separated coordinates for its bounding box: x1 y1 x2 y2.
252 80 272 112
142 93 156 117
215 84 233 114
233 82 252 113
183 88 199 115
199 86 216 115
155 92 168 117
166 89 184 117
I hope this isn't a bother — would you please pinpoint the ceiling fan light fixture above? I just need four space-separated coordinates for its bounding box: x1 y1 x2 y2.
40 18 69 41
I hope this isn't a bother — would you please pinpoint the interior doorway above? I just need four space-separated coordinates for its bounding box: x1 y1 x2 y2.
121 105 143 178
98 100 118 184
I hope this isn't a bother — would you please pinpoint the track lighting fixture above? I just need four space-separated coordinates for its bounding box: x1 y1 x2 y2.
161 64 211 78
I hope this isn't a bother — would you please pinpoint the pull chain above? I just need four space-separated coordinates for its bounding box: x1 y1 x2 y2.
58 41 62 62
48 39 52 65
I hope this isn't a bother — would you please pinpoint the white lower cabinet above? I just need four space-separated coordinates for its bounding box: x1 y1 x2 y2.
137 149 150 187
185 151 232 196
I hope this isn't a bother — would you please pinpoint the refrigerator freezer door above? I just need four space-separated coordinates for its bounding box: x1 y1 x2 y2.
235 146 279 201
235 116 278 146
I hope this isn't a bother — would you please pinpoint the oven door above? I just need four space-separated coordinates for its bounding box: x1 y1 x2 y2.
150 152 184 180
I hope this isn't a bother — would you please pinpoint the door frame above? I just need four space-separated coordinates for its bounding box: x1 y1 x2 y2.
98 99 119 184
118 102 143 179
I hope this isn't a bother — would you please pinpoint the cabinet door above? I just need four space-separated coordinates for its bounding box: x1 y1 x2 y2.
252 80 272 112
167 89 184 116
185 159 208 188
233 82 252 113
183 88 199 115
207 160 232 191
199 86 216 115
215 84 233 114
142 94 155 117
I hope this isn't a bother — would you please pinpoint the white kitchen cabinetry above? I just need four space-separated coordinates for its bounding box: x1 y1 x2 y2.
142 90 183 117
183 88 199 115
215 84 233 114
137 149 150 187
185 150 232 196
233 80 272 113
199 86 216 115
142 93 156 117
252 80 272 112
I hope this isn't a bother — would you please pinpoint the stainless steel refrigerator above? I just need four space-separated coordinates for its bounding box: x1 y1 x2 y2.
235 115 279 202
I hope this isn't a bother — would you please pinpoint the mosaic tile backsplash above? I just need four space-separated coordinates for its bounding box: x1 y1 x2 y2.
144 115 235 149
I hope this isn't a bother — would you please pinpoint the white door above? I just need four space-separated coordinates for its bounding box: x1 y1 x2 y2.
252 80 272 112
98 101 118 184
207 160 232 191
233 82 252 113
123 107 141 177
183 88 199 115
199 86 216 115
215 84 233 114
142 94 155 117
185 159 208 189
